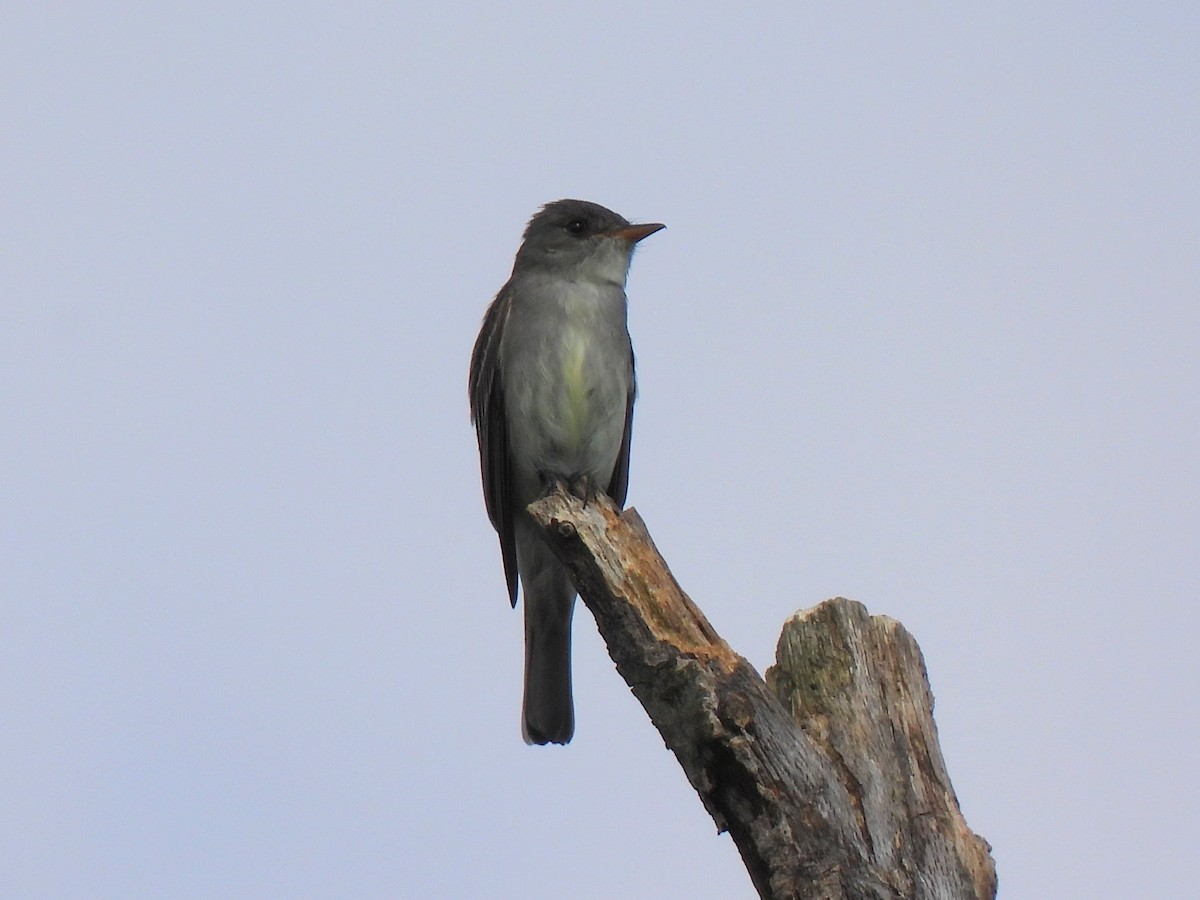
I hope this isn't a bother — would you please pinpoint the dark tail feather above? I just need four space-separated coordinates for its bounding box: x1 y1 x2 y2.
521 597 575 745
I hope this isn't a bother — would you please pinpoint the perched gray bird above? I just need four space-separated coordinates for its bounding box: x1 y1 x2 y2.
469 199 664 744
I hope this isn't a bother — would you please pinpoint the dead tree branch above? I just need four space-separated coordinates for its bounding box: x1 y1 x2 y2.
527 488 995 900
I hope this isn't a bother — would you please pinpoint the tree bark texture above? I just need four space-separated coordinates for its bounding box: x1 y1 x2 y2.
527 488 996 900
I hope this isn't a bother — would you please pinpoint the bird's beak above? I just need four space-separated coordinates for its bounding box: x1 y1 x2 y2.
609 222 665 244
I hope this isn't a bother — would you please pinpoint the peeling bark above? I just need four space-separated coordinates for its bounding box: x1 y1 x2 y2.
527 488 996 900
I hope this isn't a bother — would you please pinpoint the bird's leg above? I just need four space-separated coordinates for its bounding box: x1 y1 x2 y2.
540 473 570 499
567 473 601 507
538 473 601 507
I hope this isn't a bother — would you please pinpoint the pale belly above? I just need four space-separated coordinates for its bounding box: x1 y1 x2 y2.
505 324 630 491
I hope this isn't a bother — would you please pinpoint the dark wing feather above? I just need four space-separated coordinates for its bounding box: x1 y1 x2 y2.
606 347 636 508
469 289 519 607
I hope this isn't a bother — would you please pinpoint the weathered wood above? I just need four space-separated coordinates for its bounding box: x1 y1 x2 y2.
767 602 997 899
527 487 996 900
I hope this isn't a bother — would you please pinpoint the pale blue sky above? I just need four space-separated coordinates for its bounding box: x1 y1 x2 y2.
3 4 1197 897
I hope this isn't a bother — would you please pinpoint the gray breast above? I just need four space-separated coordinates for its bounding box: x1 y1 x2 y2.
502 278 631 493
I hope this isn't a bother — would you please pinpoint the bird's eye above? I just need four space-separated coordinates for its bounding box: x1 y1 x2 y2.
564 218 586 236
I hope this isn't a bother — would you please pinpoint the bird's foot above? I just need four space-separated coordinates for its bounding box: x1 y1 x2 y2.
539 473 603 508
540 475 570 499
567 474 601 507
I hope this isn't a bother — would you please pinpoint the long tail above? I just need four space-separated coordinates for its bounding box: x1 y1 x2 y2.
516 526 576 745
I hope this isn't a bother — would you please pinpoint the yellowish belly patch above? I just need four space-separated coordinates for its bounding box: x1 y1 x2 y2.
561 333 589 446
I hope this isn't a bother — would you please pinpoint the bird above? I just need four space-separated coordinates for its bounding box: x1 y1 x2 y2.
469 199 664 744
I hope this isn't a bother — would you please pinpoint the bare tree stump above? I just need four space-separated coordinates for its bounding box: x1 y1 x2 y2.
527 487 996 900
